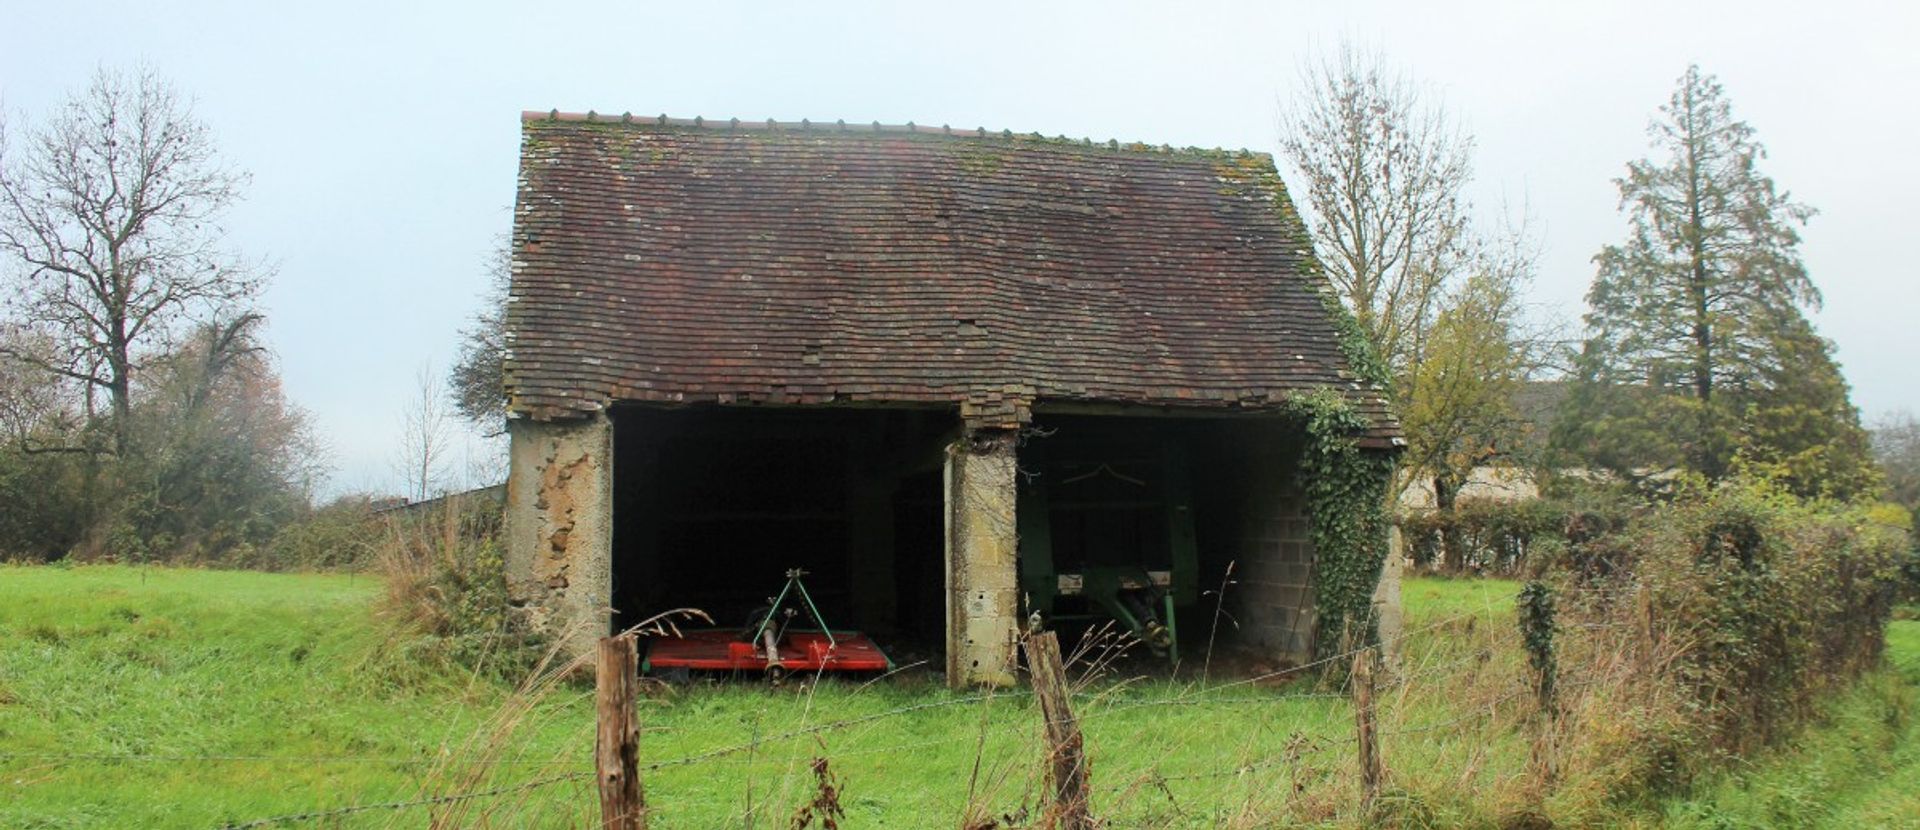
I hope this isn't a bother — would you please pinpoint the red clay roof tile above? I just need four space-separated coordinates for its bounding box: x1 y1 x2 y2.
505 113 1397 442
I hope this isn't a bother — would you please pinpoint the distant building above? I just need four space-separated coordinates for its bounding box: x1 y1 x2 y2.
1396 380 1569 510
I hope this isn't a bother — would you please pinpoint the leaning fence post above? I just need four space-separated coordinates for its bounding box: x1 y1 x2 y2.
1351 646 1382 809
1025 629 1093 830
596 635 646 830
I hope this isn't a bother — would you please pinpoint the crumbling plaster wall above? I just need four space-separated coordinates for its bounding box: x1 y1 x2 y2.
504 413 614 656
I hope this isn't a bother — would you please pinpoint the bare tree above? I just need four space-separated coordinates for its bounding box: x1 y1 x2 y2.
128 313 323 551
0 326 77 445
397 364 454 502
1279 42 1474 376
0 67 262 453
448 237 511 433
1872 411 1920 521
1282 44 1562 550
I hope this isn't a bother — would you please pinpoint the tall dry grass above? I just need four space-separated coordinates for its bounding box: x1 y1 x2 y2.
363 494 722 826
365 495 545 684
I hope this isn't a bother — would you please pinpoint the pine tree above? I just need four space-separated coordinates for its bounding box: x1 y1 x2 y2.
1558 66 1874 498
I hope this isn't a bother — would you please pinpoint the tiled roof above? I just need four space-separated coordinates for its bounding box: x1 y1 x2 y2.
505 112 1398 444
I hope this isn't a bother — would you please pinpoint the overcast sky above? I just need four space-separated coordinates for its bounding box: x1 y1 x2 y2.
4 0 1915 495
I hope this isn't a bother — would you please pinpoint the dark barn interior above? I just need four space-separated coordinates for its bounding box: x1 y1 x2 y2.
1018 414 1315 661
609 404 1318 665
609 405 956 644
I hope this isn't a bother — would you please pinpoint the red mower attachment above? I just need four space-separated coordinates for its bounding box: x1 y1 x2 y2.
642 570 893 680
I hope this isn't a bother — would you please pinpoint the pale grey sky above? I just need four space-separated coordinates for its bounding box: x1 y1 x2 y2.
4 0 1915 495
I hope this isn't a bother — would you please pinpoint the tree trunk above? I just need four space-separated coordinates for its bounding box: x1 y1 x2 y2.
1435 475 1465 573
1681 76 1721 483
107 318 133 456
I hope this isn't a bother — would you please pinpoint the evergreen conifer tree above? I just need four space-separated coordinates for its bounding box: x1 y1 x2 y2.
1558 66 1875 498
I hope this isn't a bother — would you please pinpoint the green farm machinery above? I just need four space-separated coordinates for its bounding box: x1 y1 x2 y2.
1018 440 1199 661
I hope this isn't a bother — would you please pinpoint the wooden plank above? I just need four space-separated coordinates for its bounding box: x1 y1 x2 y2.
1352 647 1382 809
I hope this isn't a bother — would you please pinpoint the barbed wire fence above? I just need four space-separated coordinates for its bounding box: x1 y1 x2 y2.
4 594 1581 829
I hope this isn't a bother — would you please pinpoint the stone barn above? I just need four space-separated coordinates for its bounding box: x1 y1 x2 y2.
501 112 1400 687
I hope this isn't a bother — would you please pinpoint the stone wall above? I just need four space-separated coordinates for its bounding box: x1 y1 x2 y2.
944 429 1020 687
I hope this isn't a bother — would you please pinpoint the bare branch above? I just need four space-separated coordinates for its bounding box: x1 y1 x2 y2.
1280 42 1475 376
0 66 264 452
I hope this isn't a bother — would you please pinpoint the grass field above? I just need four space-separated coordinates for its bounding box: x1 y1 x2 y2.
1 565 1913 828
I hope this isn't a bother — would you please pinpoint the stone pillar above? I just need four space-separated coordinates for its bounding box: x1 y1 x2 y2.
944 428 1020 688
504 412 614 657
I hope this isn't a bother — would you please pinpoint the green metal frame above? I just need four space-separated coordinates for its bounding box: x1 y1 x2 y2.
1017 441 1199 661
751 569 838 651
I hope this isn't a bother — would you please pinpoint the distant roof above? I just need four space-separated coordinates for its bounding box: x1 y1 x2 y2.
504 112 1397 443
1510 379 1571 454
1513 380 1570 428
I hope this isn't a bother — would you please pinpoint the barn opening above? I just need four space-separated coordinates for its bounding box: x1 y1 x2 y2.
609 405 958 647
1019 412 1318 662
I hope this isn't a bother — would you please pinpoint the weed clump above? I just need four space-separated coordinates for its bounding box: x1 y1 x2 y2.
369 496 544 683
1382 477 1909 827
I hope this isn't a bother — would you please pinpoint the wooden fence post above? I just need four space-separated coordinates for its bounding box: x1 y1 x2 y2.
596 635 646 830
1351 646 1381 810
1025 630 1092 830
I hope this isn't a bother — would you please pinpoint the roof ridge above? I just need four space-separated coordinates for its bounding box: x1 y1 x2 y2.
521 110 1273 161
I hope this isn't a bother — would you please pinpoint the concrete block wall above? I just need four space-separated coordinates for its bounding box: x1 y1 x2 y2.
1234 477 1318 662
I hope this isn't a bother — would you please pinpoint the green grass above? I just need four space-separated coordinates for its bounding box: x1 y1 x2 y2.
1398 572 1522 628
1651 614 1920 830
0 565 556 828
3 567 1912 828
0 565 1366 828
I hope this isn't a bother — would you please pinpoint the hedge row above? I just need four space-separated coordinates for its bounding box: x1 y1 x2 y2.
1549 485 1908 783
1397 494 1635 574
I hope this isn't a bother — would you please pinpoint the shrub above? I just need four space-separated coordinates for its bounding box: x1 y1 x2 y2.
1399 493 1634 575
1863 501 1920 603
371 496 543 682
1550 480 1907 794
255 495 386 571
0 450 91 562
